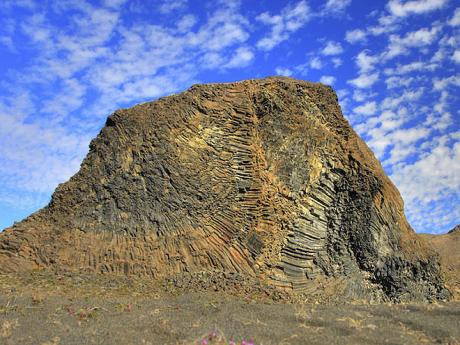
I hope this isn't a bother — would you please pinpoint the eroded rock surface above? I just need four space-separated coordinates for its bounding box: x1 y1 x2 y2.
0 77 449 301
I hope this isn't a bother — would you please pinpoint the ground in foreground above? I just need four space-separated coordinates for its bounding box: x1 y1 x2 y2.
0 272 458 345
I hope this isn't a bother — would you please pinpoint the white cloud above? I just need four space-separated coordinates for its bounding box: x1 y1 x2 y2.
332 57 342 67
378 127 429 159
256 1 311 51
388 0 448 17
352 90 373 102
348 72 379 88
336 89 349 99
337 2 459 232
0 0 258 210
354 107 411 158
365 16 399 37
426 110 452 131
0 100 91 195
320 75 336 85
309 56 323 69
323 0 351 13
224 46 254 68
438 34 458 48
200 52 224 68
379 110 406 131
399 26 440 46
433 75 460 90
385 76 416 89
452 50 460 64
203 15 250 51
275 67 293 76
391 139 460 229
355 50 378 73
176 14 197 32
353 101 377 115
431 46 446 62
1 0 458 234
433 90 449 113
345 29 367 44
383 26 440 60
384 60 438 75
321 41 343 55
449 8 460 26
381 89 424 110
158 0 188 14
42 79 86 118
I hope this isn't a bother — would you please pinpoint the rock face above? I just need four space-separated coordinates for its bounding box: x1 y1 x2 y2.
0 77 449 301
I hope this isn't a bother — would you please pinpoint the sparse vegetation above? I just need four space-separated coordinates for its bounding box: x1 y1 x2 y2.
0 271 458 344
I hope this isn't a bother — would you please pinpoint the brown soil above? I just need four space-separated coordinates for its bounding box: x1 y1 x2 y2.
0 272 458 345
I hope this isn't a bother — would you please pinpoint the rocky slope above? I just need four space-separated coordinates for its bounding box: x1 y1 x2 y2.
420 225 460 299
0 77 449 302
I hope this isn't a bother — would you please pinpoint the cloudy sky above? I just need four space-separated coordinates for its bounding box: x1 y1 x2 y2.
0 0 458 233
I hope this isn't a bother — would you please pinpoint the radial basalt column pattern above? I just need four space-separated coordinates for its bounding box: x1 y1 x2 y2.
0 77 449 302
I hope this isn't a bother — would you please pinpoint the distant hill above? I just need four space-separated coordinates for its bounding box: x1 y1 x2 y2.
448 224 460 234
421 224 460 299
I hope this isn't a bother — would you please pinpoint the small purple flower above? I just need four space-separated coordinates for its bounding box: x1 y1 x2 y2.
228 340 236 345
200 339 208 345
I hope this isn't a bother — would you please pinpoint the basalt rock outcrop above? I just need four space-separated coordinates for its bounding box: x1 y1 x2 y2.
0 77 449 301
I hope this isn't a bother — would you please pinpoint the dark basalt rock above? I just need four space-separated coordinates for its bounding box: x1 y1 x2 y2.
0 77 449 302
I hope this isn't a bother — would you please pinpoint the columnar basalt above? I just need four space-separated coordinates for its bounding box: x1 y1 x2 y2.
0 77 449 301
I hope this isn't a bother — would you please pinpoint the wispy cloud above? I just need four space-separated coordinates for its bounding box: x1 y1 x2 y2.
387 0 449 17
309 56 323 69
353 101 377 116
323 0 351 14
348 72 380 88
256 1 311 51
224 46 254 68
320 75 336 85
157 0 188 14
1 0 459 233
338 1 459 233
0 0 255 215
345 29 367 44
383 26 441 60
448 7 460 26
321 41 344 55
275 67 293 76
355 50 379 73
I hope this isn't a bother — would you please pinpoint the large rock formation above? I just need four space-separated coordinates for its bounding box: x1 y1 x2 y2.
0 77 449 301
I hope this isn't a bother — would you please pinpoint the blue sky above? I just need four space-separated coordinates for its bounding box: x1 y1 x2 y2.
0 0 458 233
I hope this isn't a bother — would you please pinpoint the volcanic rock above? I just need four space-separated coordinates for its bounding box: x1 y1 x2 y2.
0 77 449 302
